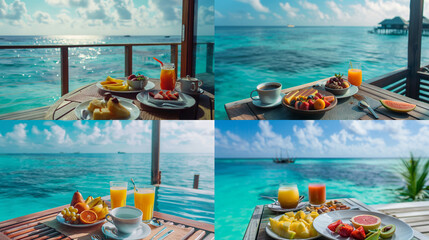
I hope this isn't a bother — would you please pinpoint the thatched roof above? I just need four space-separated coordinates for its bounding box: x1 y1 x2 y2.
379 16 409 25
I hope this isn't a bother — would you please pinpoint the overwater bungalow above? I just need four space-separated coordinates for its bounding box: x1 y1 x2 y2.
370 16 409 35
0 0 214 120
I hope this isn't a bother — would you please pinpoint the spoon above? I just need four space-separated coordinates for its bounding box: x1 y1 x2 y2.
358 100 379 119
130 178 138 192
149 219 164 227
81 109 90 120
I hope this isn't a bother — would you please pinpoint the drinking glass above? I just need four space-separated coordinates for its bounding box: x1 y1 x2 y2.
348 62 362 86
160 63 176 90
134 185 156 222
308 183 326 206
278 184 299 209
110 181 128 209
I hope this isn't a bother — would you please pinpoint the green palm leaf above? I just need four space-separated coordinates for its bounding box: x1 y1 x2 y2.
398 154 429 201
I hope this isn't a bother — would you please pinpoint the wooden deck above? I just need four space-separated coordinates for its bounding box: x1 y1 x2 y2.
225 78 429 120
244 198 429 240
0 106 49 120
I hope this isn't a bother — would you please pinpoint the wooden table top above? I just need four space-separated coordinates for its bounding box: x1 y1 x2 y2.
0 203 214 240
44 79 214 120
244 198 428 240
225 78 429 120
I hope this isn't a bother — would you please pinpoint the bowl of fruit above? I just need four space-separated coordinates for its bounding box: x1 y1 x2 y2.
324 73 350 95
282 88 337 115
127 74 148 90
56 190 109 227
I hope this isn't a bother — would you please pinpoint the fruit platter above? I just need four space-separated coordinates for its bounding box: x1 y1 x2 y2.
313 210 414 240
282 88 337 115
267 210 320 240
74 93 140 120
96 75 155 93
56 191 109 227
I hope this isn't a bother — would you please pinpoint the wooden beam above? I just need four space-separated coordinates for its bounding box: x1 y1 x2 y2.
366 67 408 87
60 47 69 96
180 0 197 77
407 0 424 98
193 174 199 189
125 45 132 77
418 71 429 80
151 120 161 185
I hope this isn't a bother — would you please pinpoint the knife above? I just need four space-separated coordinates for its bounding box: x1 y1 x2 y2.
157 230 174 240
150 227 167 240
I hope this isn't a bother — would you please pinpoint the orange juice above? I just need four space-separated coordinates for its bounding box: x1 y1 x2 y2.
348 69 362 86
308 183 326 205
110 187 127 209
160 63 176 90
278 184 299 209
134 188 155 221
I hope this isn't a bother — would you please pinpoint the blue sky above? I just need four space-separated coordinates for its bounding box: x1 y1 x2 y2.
216 120 429 158
0 120 214 153
215 0 427 26
0 0 214 35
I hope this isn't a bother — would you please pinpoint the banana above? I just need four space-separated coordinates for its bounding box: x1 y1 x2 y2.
85 196 94 205
88 196 102 208
103 84 129 91
100 82 123 86
105 76 124 84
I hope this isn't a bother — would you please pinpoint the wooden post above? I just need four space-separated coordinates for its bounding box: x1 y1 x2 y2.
60 47 69 96
151 120 161 185
125 45 133 77
180 0 197 78
407 0 424 99
193 174 199 189
206 42 214 73
170 44 178 77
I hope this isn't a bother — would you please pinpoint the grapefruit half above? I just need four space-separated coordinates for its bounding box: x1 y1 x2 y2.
350 215 381 232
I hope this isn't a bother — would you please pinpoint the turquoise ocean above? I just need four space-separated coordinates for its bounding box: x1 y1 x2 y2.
0 153 214 224
0 35 213 114
215 26 429 119
215 158 406 239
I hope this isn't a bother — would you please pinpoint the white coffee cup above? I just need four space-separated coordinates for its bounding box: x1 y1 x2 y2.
178 75 203 94
250 82 282 104
106 207 142 234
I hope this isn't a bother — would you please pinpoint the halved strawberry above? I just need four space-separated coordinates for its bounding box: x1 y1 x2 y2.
166 90 172 95
154 93 164 99
149 92 155 98
161 92 170 100
168 94 178 100
350 226 366 240
338 224 354 237
328 220 343 232
174 92 179 98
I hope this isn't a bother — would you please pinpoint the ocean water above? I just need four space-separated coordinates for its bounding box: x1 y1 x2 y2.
215 26 429 119
215 158 406 239
0 153 214 223
0 35 213 114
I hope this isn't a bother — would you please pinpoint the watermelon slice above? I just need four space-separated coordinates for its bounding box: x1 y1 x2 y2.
380 100 416 113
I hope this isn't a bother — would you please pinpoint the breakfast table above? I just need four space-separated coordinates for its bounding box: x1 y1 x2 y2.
44 78 214 120
0 202 215 240
244 198 428 240
224 78 429 120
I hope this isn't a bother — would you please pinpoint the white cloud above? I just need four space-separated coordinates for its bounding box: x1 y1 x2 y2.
293 120 323 151
273 13 283 20
73 121 89 131
44 124 72 145
299 0 329 20
34 11 52 24
0 0 29 25
6 123 27 144
215 10 224 18
259 14 266 20
327 1 350 19
161 121 214 153
280 2 299 18
236 0 269 13
246 12 254 20
198 5 214 25
45 0 88 8
342 121 385 135
253 121 293 152
31 126 40 135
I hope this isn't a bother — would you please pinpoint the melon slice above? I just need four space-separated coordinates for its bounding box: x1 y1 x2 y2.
380 100 416 113
350 215 381 232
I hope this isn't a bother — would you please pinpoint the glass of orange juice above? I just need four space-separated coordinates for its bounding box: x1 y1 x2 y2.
160 63 176 90
134 185 156 222
348 62 362 87
278 184 300 209
110 181 128 209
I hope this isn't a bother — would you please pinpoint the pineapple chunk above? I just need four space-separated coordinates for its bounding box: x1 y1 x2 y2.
87 99 105 113
285 211 295 218
269 218 296 239
93 108 111 120
309 223 318 237
294 210 305 220
310 211 319 219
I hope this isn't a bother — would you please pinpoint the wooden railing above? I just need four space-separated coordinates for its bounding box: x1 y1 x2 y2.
0 42 214 96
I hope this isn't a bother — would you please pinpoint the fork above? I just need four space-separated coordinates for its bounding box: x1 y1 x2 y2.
91 234 103 240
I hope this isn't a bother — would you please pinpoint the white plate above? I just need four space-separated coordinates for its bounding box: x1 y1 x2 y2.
56 213 105 228
146 90 185 105
323 82 359 99
313 210 414 240
252 93 285 108
136 91 196 110
96 78 155 93
267 201 309 213
102 222 151 240
74 98 140 120
266 214 320 240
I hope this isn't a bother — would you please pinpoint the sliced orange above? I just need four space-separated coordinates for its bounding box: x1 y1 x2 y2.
80 210 98 224
324 96 335 103
74 202 90 214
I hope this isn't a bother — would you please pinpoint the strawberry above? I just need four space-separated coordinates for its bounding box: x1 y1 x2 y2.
328 220 343 232
300 101 310 110
350 226 366 240
154 93 164 99
149 92 155 98
166 90 172 95
316 93 323 99
168 93 178 100
161 92 170 100
308 99 315 110
338 224 354 237
174 92 179 98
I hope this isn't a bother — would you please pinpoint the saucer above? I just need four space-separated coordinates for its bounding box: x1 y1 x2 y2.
252 93 285 108
267 201 309 213
101 222 151 240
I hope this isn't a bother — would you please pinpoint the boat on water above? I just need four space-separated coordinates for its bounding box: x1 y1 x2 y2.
287 25 295 28
273 149 295 164
118 151 126 154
